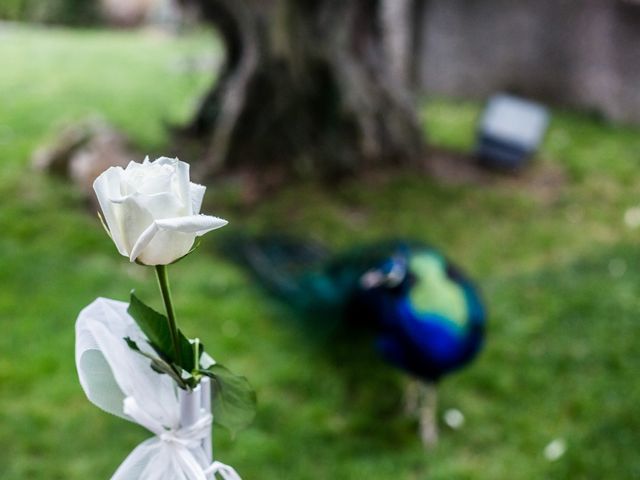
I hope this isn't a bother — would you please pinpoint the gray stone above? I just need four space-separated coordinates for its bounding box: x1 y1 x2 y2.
32 117 133 202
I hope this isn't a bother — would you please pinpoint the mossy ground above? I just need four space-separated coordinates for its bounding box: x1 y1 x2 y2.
1 24 639 479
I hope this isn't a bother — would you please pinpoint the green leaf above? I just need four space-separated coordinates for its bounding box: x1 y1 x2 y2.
201 364 257 436
123 337 188 389
127 292 195 372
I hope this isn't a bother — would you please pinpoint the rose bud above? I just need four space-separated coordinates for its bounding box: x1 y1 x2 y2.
93 156 227 265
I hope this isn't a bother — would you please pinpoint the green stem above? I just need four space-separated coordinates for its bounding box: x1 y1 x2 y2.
155 264 182 367
193 338 202 381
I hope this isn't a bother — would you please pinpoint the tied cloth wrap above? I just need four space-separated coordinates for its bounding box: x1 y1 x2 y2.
75 298 241 480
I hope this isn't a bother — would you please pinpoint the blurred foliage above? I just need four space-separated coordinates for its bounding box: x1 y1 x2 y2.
0 0 101 25
1 25 640 479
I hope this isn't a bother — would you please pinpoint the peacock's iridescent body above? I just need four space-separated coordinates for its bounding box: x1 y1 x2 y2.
349 246 486 383
230 236 487 446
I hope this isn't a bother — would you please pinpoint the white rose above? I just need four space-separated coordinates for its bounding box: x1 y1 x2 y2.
93 156 227 265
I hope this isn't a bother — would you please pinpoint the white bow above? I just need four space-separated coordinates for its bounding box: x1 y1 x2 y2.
76 298 242 480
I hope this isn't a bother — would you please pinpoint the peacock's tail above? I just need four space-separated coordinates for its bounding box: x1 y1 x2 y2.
220 234 410 315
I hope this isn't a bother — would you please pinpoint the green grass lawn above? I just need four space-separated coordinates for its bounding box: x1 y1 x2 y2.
1 24 640 479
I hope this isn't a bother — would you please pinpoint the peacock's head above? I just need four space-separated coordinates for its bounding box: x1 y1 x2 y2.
359 249 414 295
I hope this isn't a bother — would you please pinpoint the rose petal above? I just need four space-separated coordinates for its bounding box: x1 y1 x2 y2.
128 222 160 262
130 192 186 219
117 195 155 257
128 215 227 263
152 156 177 167
93 167 128 257
189 183 206 215
137 230 196 265
155 215 228 235
170 158 191 211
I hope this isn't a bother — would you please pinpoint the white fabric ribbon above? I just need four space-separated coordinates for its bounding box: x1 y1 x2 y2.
75 298 242 480
204 462 242 480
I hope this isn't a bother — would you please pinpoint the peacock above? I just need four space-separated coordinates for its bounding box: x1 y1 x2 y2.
226 235 486 447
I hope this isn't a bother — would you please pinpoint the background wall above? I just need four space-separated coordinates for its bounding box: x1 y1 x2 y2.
420 0 640 124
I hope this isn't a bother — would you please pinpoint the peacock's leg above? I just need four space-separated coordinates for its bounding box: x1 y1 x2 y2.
403 378 420 416
418 381 438 448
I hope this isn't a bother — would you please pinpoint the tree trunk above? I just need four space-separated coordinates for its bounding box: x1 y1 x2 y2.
178 0 425 182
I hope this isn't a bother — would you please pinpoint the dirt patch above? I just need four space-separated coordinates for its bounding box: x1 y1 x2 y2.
204 147 568 208
424 147 568 204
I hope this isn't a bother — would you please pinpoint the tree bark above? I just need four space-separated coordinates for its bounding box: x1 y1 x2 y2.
178 0 425 182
